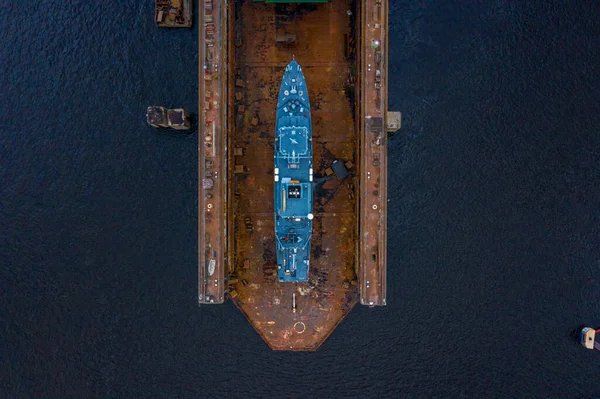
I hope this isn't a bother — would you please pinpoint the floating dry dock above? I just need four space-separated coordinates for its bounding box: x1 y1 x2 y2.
198 0 400 350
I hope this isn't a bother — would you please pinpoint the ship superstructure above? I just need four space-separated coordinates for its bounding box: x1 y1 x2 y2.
274 59 313 282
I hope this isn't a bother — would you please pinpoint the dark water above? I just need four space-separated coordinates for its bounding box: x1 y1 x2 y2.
2 0 600 397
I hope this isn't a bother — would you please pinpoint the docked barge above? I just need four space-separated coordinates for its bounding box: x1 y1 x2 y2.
155 0 193 28
198 0 400 350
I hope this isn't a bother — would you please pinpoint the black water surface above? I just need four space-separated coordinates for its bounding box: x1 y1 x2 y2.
2 1 600 397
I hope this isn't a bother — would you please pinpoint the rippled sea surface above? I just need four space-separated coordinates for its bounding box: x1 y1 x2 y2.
2 1 600 397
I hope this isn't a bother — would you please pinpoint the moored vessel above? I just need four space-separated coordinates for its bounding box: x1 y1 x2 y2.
579 327 600 351
154 0 193 28
146 106 191 130
274 59 313 282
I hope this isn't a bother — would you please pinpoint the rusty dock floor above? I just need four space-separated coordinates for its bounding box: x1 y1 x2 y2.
199 0 394 350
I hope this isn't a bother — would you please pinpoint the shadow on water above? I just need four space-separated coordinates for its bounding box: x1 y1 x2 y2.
569 324 587 346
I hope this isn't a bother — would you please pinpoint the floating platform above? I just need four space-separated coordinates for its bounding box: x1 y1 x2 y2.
155 0 193 28
146 106 191 130
198 0 399 350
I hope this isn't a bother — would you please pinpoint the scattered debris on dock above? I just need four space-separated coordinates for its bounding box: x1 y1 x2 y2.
331 160 349 179
275 33 297 47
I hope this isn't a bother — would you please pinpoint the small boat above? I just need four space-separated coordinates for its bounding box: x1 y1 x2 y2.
146 106 191 130
154 0 192 28
579 327 600 351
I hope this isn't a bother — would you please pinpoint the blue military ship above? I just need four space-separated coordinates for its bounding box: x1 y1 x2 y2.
274 59 313 282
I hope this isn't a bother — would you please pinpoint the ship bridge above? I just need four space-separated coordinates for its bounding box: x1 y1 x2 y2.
278 124 310 165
